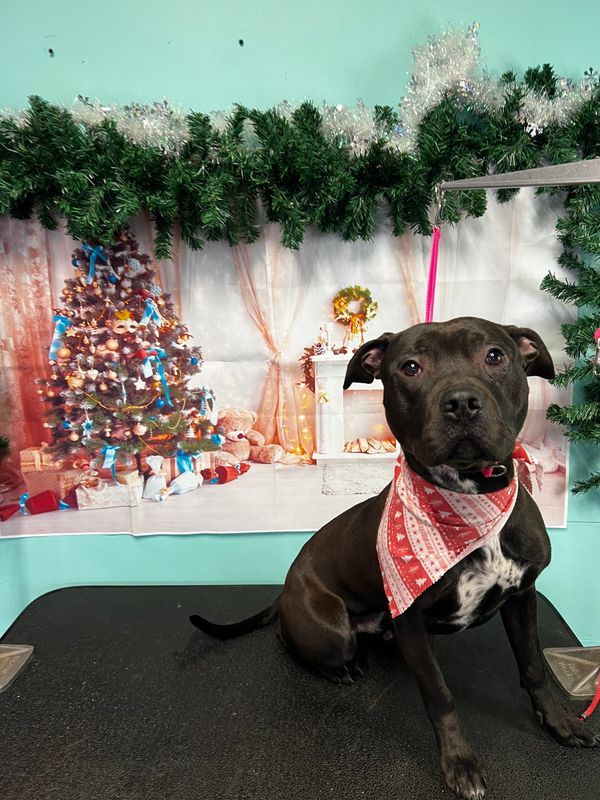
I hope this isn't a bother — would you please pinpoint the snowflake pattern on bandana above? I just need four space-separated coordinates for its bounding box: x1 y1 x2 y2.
377 452 519 617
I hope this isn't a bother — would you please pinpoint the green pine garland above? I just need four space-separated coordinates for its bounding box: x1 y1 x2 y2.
0 72 597 260
2 58 600 490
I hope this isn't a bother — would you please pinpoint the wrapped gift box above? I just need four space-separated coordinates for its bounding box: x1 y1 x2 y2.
115 469 140 487
20 445 64 472
97 467 140 483
76 476 144 510
162 451 216 482
23 467 82 500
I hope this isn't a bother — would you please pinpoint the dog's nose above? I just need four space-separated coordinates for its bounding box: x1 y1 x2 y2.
440 389 483 421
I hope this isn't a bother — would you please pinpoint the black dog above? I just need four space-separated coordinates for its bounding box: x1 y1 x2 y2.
191 317 599 799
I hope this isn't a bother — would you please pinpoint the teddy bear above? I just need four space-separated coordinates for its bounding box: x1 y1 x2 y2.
214 407 284 466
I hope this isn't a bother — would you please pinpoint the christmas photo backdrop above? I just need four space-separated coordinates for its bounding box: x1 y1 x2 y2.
2 25 598 536
0 186 573 535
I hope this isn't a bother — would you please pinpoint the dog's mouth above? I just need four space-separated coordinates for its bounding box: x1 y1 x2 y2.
441 437 497 471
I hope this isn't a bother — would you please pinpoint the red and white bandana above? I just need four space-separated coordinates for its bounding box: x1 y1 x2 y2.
377 451 519 618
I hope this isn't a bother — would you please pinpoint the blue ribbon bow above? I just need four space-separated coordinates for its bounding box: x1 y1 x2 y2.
140 298 162 326
101 445 121 481
49 314 72 361
19 493 30 515
176 449 194 473
82 243 108 285
142 350 172 407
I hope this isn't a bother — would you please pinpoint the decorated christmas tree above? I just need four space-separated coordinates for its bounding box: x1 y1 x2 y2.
38 228 220 468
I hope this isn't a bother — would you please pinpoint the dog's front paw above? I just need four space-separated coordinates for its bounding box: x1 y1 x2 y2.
441 753 487 799
538 706 600 748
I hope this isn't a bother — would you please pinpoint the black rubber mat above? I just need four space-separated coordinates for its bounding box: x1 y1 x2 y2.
1 585 598 800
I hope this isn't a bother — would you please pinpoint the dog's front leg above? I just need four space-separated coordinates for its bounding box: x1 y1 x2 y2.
501 586 600 747
394 612 487 799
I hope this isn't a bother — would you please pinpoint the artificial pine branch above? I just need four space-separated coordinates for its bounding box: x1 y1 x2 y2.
572 472 600 494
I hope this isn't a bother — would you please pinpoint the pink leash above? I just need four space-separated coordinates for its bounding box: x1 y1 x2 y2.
425 225 441 324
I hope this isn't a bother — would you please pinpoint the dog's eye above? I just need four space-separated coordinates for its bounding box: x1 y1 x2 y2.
401 360 422 376
485 348 504 365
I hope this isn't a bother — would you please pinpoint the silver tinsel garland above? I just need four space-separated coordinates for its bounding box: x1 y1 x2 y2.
1 24 598 156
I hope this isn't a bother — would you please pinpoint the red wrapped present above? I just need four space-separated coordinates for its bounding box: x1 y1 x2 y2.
25 490 60 514
201 463 250 485
0 503 20 521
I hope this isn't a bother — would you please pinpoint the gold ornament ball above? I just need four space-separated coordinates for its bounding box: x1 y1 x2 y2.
94 287 102 296
105 338 120 351
36 388 44 396
69 432 80 442
132 423 148 436
56 346 71 360
123 429 132 438
106 370 117 380
68 376 84 389
47 389 56 398
99 382 108 392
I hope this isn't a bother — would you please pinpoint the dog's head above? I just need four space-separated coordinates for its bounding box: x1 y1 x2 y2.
344 317 554 472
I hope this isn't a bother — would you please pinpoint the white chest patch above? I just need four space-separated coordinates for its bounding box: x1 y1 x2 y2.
450 536 526 629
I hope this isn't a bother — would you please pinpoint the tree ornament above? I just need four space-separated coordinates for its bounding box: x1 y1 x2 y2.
69 431 80 442
106 370 118 380
156 398 166 409
99 382 108 392
86 368 99 380
105 338 120 351
56 346 72 360
67 375 84 390
132 422 148 436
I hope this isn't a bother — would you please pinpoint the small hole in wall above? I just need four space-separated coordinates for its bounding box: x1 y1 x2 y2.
48 48 55 57
239 39 244 46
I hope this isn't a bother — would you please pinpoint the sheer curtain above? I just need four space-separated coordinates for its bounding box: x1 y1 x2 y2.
0 219 74 482
232 210 317 458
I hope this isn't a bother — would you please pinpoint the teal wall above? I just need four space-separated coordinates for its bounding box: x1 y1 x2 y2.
1 1 599 642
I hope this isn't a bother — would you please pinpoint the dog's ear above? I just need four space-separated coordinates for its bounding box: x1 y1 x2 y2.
502 326 555 379
343 333 396 389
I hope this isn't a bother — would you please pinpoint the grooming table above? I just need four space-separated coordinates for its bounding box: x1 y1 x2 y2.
1 586 598 799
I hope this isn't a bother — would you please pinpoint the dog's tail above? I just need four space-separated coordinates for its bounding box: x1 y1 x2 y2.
189 599 279 640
